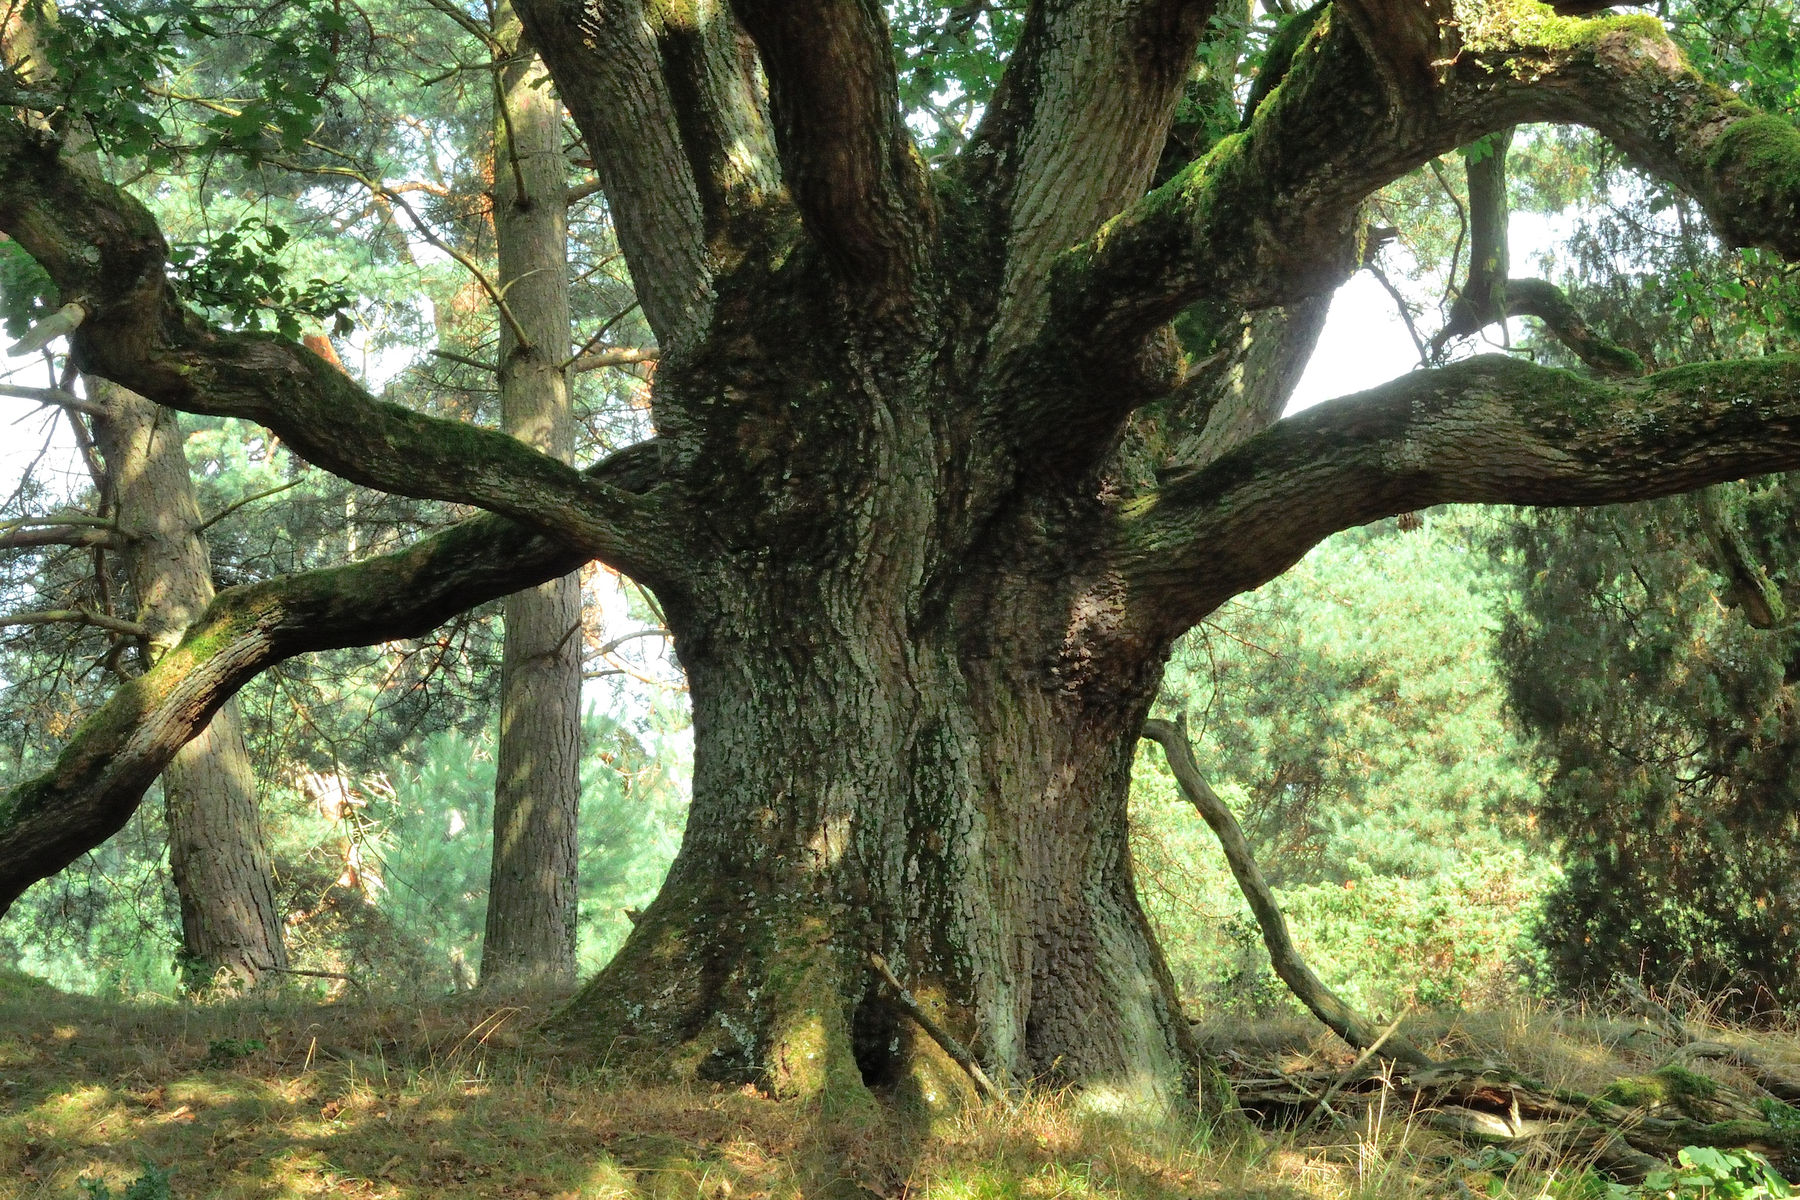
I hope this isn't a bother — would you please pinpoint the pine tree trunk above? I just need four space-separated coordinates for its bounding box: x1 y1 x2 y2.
88 382 288 987
479 2 583 988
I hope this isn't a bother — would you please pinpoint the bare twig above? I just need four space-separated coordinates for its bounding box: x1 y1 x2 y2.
0 606 148 638
1141 718 1435 1067
568 346 659 373
868 952 1011 1106
0 383 104 415
196 477 307 533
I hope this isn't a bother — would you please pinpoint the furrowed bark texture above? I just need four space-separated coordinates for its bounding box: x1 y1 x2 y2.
481 2 583 989
8 0 1800 1107
88 383 288 986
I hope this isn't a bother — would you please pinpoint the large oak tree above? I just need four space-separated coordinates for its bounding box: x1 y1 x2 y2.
5 0 1800 1106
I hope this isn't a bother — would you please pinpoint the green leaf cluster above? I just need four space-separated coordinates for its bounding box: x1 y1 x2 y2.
166 216 353 337
79 1163 172 1200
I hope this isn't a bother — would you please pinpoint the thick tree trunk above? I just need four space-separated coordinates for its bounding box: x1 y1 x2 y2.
553 622 1191 1111
551 416 1198 1109
88 383 288 987
480 3 583 988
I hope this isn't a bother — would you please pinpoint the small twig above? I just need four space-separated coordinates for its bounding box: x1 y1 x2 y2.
568 346 659 373
868 952 1011 1107
196 477 305 533
260 963 372 1000
1365 261 1432 368
588 627 670 658
0 606 148 638
0 512 115 535
431 347 497 373
0 383 104 415
418 0 506 51
491 62 531 219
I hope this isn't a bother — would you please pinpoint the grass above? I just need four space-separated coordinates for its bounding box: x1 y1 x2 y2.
3 973 1798 1200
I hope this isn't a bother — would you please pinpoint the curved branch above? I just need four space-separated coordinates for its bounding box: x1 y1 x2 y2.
1141 719 1434 1067
1430 126 1647 376
1438 276 1648 376
1114 353 1800 636
0 120 674 577
730 0 931 298
1056 12 1800 366
0 441 666 914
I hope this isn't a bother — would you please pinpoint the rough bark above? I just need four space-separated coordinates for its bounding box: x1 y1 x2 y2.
481 3 583 989
86 383 288 987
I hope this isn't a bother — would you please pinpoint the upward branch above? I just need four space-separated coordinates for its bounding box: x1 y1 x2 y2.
731 0 933 300
513 0 717 345
973 0 1218 352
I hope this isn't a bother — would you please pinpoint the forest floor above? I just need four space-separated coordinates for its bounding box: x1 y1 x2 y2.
4 969 1799 1200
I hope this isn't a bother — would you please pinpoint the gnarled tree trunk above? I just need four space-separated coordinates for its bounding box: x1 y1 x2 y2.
8 0 1800 1116
554 526 1195 1106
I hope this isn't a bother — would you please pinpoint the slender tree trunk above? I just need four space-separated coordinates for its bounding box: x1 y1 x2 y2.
480 3 583 988
88 383 287 987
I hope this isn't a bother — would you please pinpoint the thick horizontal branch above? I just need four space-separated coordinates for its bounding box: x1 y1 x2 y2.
0 440 664 914
0 120 674 578
1113 353 1800 636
